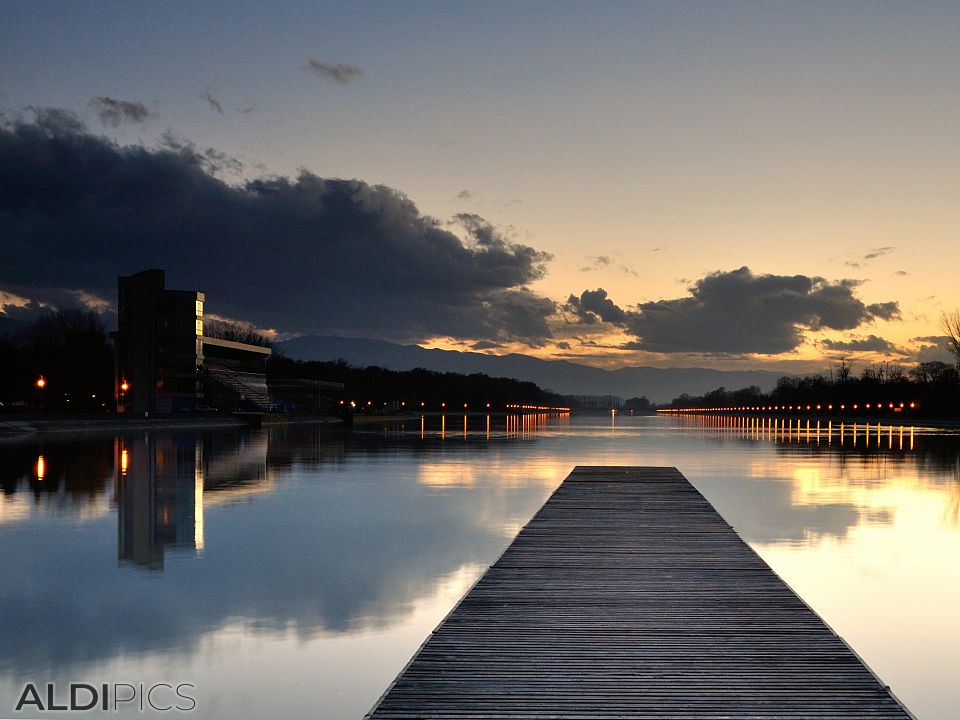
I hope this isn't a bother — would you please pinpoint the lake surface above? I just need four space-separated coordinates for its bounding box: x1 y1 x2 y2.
1 414 958 719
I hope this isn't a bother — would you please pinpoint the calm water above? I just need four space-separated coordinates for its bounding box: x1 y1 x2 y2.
1 414 958 719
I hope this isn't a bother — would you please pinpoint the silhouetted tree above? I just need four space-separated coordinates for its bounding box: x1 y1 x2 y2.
0 309 113 410
942 311 960 369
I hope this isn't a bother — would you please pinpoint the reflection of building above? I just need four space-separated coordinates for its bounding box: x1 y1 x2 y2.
115 269 272 414
114 432 275 570
116 435 204 569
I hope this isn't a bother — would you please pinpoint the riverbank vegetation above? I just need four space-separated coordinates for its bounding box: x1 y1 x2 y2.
667 360 960 417
266 356 567 411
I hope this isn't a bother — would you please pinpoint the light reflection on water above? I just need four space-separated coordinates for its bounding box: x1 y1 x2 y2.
0 413 958 719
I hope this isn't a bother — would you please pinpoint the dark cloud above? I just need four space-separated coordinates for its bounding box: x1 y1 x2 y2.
88 97 153 127
470 340 501 351
565 288 628 325
821 335 904 354
573 267 900 355
306 60 363 85
0 117 554 345
894 270 909 276
914 335 954 363
451 214 552 285
626 269 900 353
200 90 223 113
0 283 111 322
555 341 571 350
159 131 243 175
456 189 474 201
26 106 84 134
864 301 900 320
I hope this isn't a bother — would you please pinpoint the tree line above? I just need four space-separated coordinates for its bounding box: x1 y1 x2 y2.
0 310 566 413
266 356 563 411
0 310 114 411
667 359 960 416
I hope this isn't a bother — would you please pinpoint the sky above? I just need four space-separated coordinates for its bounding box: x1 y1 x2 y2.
1 0 958 372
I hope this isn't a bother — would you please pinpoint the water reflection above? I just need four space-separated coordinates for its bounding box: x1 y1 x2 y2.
0 418 568 680
0 414 957 720
116 436 204 569
665 414 960 545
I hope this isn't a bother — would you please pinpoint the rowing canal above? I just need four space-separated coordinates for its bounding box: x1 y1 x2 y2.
1 414 957 718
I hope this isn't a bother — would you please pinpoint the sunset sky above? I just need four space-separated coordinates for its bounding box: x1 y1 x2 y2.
2 1 958 372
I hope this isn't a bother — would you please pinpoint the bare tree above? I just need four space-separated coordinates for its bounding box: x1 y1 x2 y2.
942 311 960 368
833 359 853 383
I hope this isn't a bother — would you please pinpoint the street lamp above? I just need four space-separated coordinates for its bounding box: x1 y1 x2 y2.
35 376 45 409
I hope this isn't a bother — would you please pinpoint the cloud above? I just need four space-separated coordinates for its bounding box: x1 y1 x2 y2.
580 255 611 272
820 335 905 354
845 246 895 269
200 90 223 113
26 106 84 134
579 255 637 276
0 282 112 322
894 270 908 276
306 60 363 85
863 246 895 260
88 97 153 127
456 189 474 201
0 116 554 346
565 288 628 325
159 131 243 174
864 301 899 320
914 335 954 364
470 340 501 351
570 267 900 355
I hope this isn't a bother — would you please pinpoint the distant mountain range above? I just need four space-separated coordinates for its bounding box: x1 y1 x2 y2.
276 336 785 403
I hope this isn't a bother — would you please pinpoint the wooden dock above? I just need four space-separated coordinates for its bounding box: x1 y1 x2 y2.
366 466 914 719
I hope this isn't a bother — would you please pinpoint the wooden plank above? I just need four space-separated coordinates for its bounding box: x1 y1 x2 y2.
365 466 915 719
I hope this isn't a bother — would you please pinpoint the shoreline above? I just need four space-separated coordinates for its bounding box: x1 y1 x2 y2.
657 410 960 430
0 412 344 441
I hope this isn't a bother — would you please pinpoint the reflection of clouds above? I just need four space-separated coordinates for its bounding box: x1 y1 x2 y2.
0 480 112 525
418 463 478 487
726 451 959 548
0 428 557 676
417 456 567 542
672 414 960 547
417 457 566 490
0 492 31 524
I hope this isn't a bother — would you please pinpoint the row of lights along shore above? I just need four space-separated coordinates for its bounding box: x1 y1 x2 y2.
659 401 918 414
338 400 570 412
